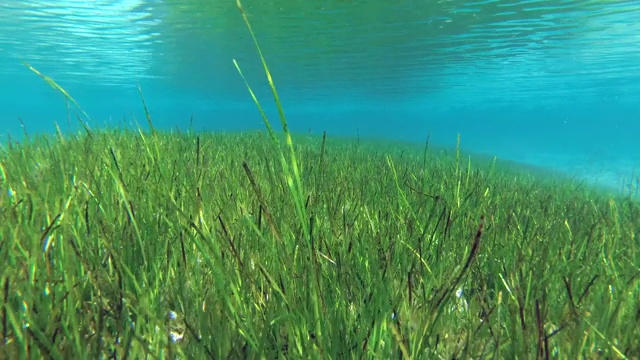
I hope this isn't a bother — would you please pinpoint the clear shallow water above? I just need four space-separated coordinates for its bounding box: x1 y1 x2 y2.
0 0 639 196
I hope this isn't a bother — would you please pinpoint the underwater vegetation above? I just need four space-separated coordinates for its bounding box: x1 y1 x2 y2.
1 0 639 358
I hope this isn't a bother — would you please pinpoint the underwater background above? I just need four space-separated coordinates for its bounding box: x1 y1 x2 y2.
1 0 638 196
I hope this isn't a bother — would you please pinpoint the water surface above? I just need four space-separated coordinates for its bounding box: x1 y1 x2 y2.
1 0 638 194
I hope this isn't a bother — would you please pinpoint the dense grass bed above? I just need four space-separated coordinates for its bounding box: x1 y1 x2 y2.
0 128 638 358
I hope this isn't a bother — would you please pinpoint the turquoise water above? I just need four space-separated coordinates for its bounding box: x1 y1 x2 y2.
1 0 639 196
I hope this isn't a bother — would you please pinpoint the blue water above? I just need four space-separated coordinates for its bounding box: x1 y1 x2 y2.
1 0 639 196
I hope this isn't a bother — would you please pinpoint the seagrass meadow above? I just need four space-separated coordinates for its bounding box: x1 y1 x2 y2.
1 1 639 359
1 122 639 359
